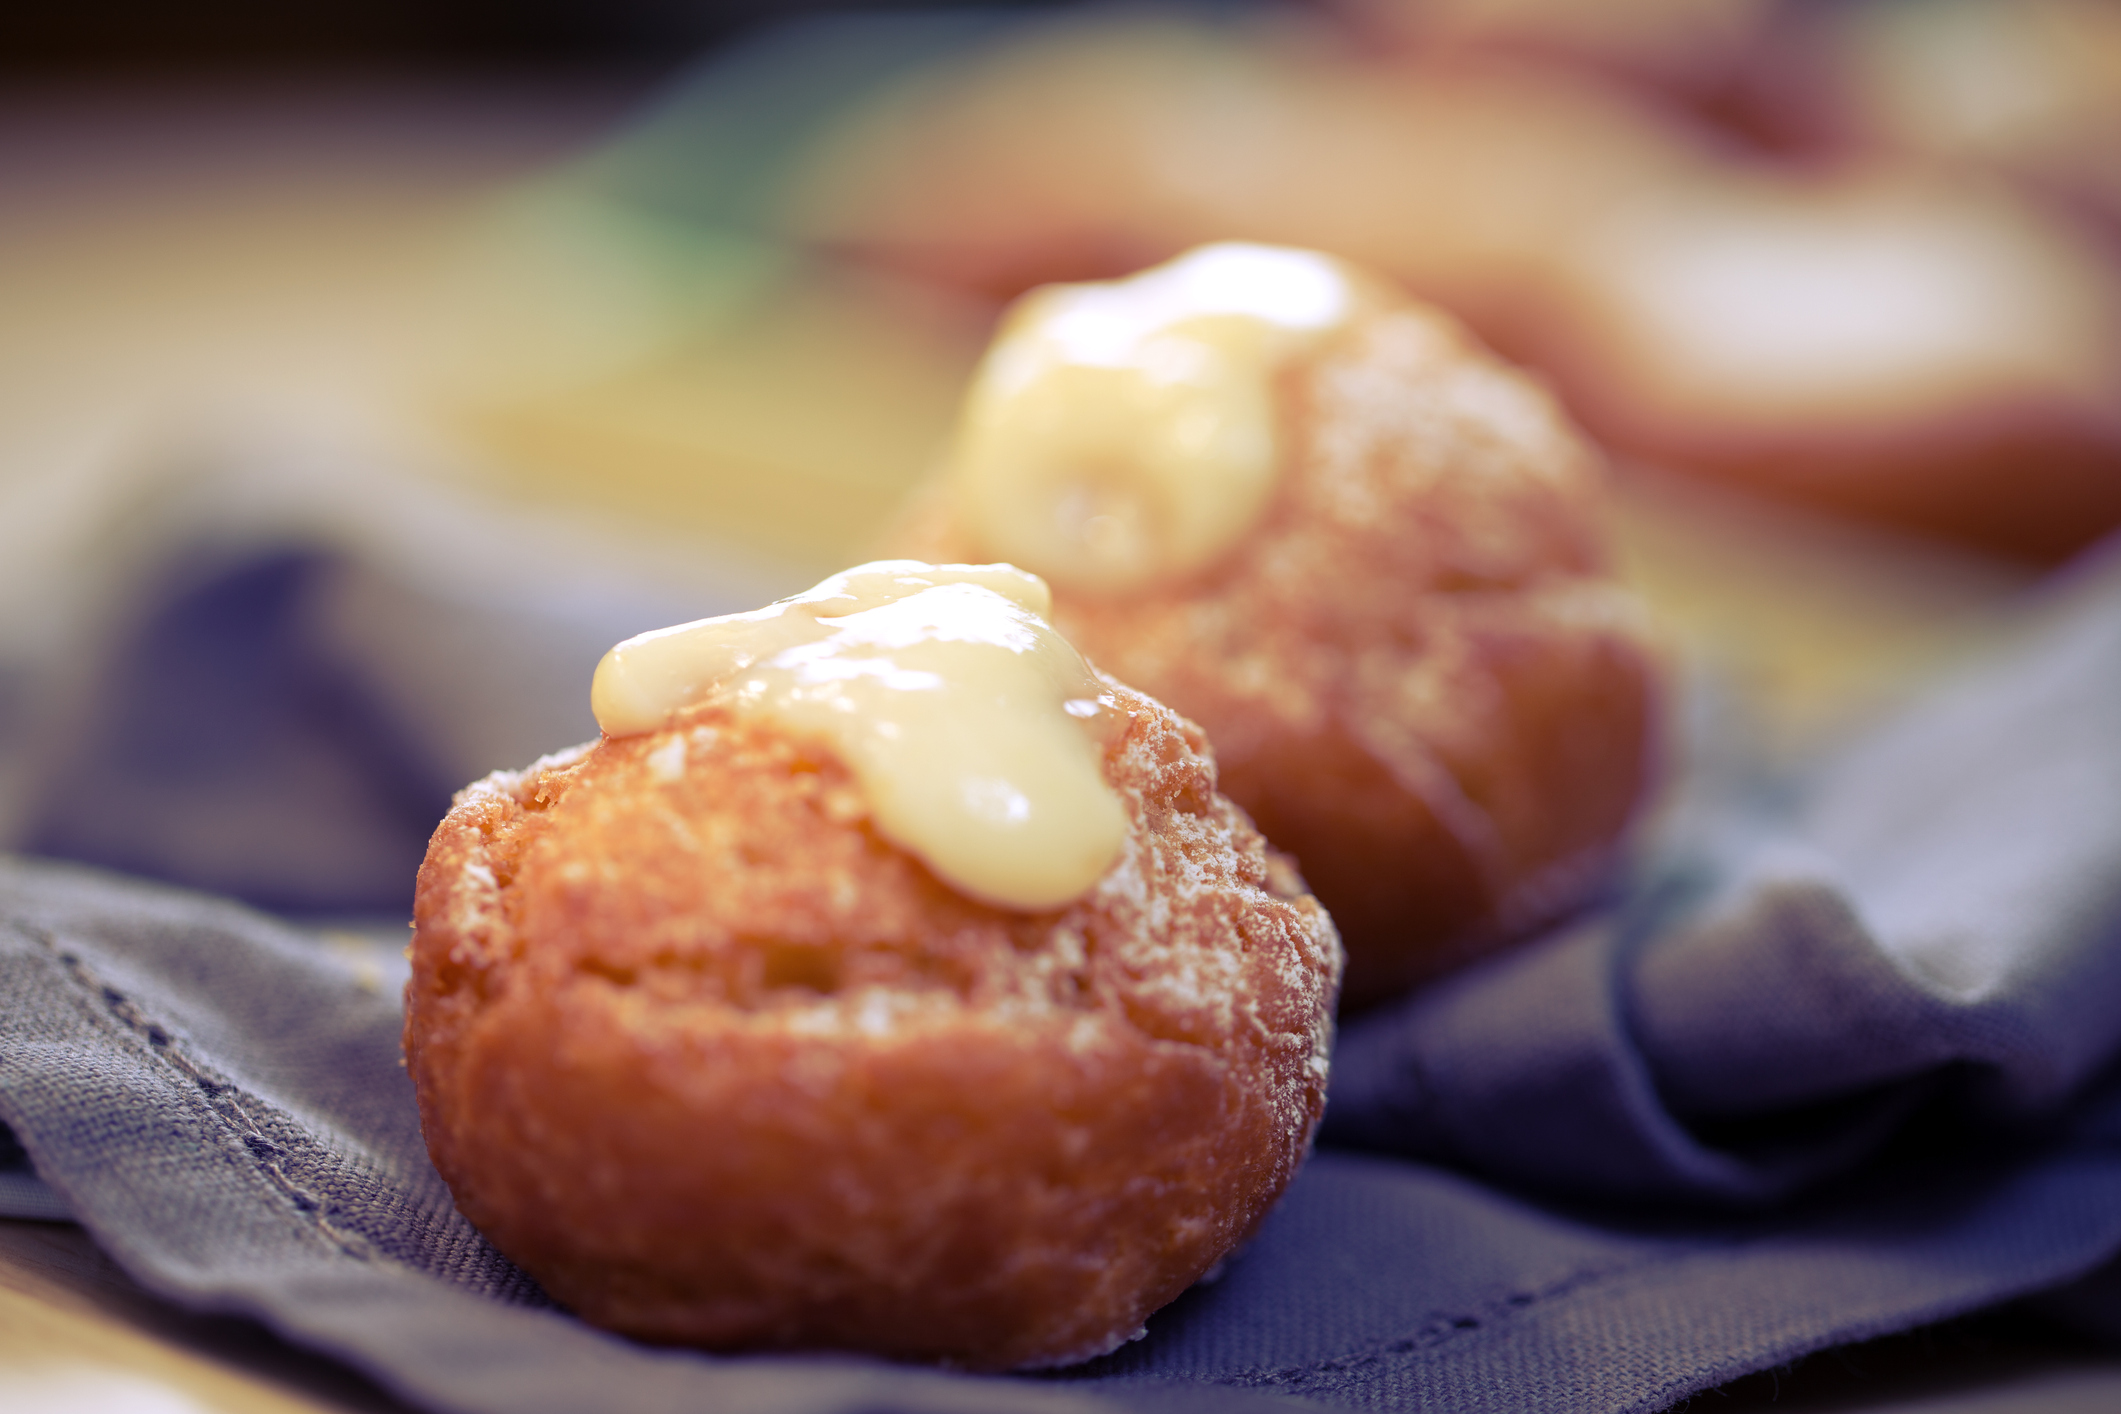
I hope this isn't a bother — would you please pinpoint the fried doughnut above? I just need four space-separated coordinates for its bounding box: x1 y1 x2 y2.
896 246 1658 1009
404 564 1341 1370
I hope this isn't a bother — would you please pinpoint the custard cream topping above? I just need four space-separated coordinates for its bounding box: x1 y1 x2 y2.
590 561 1127 911
949 242 1365 594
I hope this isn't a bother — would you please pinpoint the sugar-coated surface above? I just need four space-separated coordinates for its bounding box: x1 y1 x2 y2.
904 299 1659 1007
404 680 1341 1370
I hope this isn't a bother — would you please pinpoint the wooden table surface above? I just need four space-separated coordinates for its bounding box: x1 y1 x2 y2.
0 1219 413 1413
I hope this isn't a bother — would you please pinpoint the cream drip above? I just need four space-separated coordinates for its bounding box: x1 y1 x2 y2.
949 242 1366 594
590 561 1127 911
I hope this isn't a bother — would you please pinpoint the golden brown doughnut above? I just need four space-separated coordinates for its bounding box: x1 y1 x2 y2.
405 677 1339 1370
898 275 1659 1009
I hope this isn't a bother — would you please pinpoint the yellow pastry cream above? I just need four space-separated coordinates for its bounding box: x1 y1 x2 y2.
948 241 1372 594
591 561 1127 910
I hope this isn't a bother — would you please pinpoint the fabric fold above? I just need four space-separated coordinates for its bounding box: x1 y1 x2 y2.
1328 542 2121 1207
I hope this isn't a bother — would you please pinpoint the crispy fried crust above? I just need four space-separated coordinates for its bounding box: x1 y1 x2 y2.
902 302 1659 1007
405 680 1340 1371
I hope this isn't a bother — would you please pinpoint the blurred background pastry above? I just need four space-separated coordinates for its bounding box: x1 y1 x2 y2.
770 5 2121 561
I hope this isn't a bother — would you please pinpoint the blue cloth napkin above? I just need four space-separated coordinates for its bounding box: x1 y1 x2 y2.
4 532 2121 1414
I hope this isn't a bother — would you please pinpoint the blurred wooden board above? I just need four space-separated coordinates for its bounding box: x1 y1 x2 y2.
0 1219 413 1414
1612 459 2038 757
